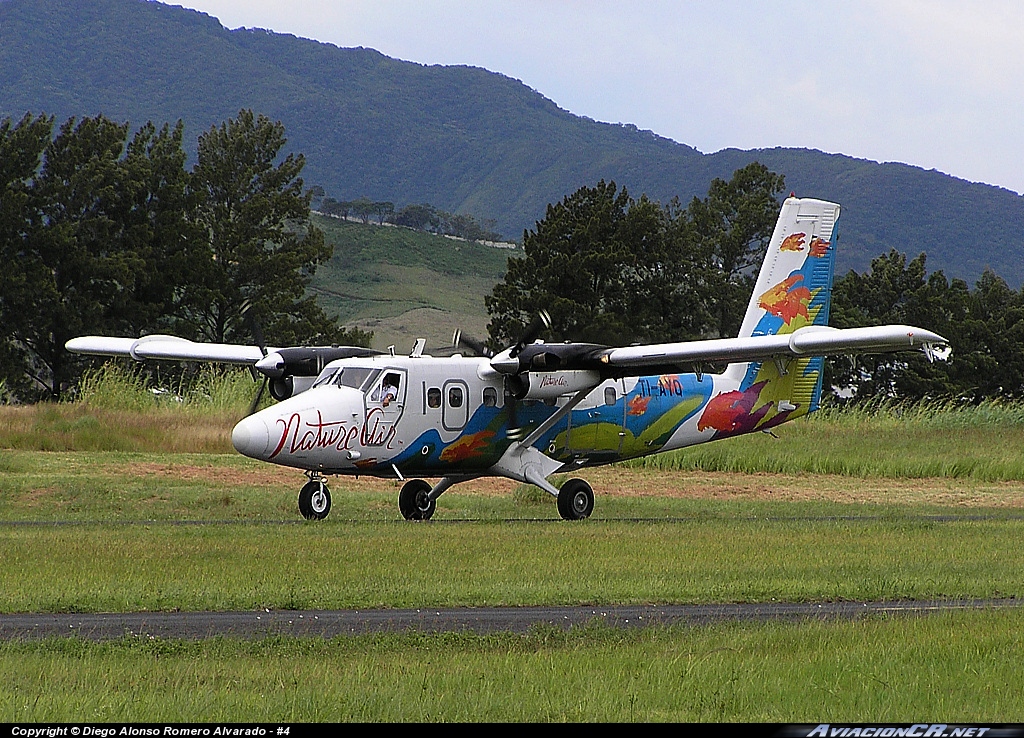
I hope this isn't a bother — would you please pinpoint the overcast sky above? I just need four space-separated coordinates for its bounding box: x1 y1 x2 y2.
172 0 1024 195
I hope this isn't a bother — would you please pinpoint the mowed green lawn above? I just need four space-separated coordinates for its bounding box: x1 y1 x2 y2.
4 611 1024 722
2 398 1024 720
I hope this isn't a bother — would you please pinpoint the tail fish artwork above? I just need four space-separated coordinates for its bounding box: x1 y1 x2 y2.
67 198 950 521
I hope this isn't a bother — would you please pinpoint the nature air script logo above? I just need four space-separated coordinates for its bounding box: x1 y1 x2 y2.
539 374 570 388
269 408 398 458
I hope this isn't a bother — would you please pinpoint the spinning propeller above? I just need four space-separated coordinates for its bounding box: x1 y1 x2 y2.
454 311 559 441
241 309 383 416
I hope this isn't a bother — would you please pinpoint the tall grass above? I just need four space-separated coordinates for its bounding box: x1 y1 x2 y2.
76 362 258 413
630 399 1024 481
7 367 1024 480
0 364 260 453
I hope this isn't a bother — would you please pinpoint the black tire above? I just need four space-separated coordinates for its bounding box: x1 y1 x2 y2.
557 478 594 520
298 480 331 520
399 479 436 520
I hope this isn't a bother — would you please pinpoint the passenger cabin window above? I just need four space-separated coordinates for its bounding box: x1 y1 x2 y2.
604 387 617 406
448 386 464 408
442 380 470 431
427 387 442 409
482 387 497 407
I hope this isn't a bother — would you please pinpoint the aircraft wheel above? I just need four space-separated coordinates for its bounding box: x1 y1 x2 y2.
399 479 435 521
557 478 594 520
298 480 331 520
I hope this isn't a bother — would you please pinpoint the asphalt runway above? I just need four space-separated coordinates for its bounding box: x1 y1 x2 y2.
1 599 1020 641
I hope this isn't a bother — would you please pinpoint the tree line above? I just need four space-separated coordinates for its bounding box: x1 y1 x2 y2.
0 110 368 402
486 164 1024 404
3 108 1018 407
318 195 504 243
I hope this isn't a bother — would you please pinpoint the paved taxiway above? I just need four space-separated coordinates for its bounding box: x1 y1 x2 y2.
1 600 1020 640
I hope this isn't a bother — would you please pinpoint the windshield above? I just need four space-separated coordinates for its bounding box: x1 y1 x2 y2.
333 367 380 392
311 368 339 388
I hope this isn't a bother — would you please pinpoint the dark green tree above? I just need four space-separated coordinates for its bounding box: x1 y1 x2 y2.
486 166 783 349
182 110 364 347
0 113 53 399
0 115 198 400
827 250 1024 402
829 251 958 400
961 271 1024 399
392 203 437 231
685 162 787 337
486 180 680 347
350 196 375 225
373 200 394 225
116 121 203 337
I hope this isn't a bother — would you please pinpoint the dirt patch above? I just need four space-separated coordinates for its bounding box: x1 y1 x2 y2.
576 468 1024 507
19 487 72 509
104 462 297 486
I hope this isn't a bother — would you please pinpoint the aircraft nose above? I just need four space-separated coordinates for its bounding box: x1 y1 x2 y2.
231 415 272 459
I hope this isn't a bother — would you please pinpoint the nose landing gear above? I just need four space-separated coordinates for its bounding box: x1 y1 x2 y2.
298 475 331 520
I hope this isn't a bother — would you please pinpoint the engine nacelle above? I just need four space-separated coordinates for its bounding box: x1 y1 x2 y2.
517 370 601 401
270 375 315 401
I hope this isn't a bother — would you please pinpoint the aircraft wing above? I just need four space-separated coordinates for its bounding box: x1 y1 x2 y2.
490 324 949 377
65 335 265 364
597 324 950 371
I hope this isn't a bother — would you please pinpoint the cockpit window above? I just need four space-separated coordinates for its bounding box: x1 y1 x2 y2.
332 367 380 392
312 368 338 388
369 372 402 404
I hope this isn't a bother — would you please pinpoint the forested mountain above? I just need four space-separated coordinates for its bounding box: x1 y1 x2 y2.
2 0 1024 283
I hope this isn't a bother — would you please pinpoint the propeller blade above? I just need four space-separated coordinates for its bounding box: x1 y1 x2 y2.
452 329 494 358
243 305 268 358
247 377 267 417
511 310 551 358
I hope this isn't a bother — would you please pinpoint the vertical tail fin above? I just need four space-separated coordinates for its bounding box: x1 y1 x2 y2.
724 197 840 417
737 196 840 339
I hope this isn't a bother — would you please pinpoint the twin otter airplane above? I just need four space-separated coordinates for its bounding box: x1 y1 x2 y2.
68 198 949 521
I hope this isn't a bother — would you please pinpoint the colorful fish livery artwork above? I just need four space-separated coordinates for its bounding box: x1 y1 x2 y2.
627 395 650 416
439 430 496 463
809 236 830 257
697 219 837 440
697 381 772 434
758 274 812 325
779 232 806 252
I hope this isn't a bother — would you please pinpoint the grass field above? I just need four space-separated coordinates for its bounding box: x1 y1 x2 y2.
4 611 1024 721
3 384 1024 720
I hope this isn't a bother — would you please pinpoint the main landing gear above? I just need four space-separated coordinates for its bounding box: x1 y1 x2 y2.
399 479 436 520
556 478 594 521
395 476 594 521
298 475 331 520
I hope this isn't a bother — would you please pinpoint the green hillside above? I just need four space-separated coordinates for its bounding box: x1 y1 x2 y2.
310 215 511 351
2 0 1024 283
